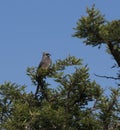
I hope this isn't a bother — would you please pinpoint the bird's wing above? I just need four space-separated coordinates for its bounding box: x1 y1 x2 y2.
38 60 44 68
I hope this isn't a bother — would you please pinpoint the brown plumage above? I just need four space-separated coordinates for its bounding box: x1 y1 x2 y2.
35 52 52 100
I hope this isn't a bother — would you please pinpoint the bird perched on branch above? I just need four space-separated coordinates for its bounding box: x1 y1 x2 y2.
35 52 52 100
38 52 52 70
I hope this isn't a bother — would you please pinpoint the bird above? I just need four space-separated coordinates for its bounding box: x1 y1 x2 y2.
38 52 52 70
35 52 52 100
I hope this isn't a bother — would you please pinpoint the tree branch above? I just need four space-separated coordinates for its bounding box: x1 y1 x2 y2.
107 42 120 67
94 73 120 80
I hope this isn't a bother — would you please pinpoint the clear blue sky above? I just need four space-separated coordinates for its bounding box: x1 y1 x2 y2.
0 1 120 93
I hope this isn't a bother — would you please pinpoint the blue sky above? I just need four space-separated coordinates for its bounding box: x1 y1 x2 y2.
0 1 120 93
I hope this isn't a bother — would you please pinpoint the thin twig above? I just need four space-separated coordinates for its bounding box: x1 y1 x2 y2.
94 73 120 80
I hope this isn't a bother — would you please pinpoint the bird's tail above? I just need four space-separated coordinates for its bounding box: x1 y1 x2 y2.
35 79 49 102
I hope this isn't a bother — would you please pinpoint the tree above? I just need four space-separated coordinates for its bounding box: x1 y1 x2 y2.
73 4 120 130
0 5 120 130
73 4 120 68
0 56 103 130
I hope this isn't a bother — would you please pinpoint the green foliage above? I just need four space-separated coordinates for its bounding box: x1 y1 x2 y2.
1 55 119 130
73 4 105 46
73 5 120 46
0 56 106 130
99 20 120 44
73 4 120 130
0 82 26 129
73 4 120 67
98 88 120 130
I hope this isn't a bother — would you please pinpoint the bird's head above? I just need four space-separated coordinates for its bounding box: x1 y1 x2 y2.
43 52 51 57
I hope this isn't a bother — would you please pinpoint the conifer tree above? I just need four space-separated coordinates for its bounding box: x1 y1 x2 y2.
73 5 120 130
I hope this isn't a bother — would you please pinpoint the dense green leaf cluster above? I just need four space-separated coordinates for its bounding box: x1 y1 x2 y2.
73 5 120 67
1 56 120 130
73 5 105 46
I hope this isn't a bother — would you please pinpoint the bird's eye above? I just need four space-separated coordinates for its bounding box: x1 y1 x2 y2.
46 53 51 56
